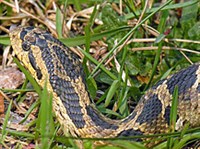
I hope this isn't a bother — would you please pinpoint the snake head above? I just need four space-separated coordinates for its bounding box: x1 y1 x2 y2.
10 26 43 61
9 26 51 83
10 26 50 53
10 26 83 90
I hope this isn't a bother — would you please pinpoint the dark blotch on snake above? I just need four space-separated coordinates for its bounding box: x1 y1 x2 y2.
136 94 162 124
20 26 35 40
166 64 198 95
86 106 118 130
164 106 171 125
20 30 27 40
36 37 48 48
28 51 43 80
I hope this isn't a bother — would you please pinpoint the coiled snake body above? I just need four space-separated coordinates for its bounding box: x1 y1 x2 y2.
10 26 200 147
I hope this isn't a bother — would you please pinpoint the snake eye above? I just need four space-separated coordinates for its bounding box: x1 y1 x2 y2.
22 42 31 51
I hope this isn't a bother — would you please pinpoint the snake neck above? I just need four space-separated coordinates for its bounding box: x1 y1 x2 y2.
38 44 119 137
51 75 120 137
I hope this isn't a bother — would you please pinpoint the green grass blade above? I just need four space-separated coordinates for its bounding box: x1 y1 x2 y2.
0 35 10 45
105 80 120 107
79 48 117 80
99 140 146 149
170 86 179 127
83 5 98 99
167 85 179 148
19 100 40 124
37 81 54 149
59 26 131 46
0 88 34 93
16 78 29 102
56 7 63 38
6 129 35 138
13 57 42 95
73 0 81 11
0 100 12 143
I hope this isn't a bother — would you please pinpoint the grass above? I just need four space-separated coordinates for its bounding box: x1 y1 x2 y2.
0 0 200 148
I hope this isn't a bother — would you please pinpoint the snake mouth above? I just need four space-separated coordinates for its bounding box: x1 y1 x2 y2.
9 26 32 68
9 27 23 59
9 27 20 50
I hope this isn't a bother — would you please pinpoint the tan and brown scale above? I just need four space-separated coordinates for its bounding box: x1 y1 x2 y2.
9 26 200 147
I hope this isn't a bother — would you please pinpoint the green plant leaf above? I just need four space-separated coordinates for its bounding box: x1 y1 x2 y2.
105 80 120 107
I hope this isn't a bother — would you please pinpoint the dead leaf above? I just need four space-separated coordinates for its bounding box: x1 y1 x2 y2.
0 67 25 89
0 94 4 117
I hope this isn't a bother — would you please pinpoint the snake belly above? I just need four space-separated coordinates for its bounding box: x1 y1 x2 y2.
9 26 200 146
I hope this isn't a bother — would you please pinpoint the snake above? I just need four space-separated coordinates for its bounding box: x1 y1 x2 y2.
9 26 200 147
